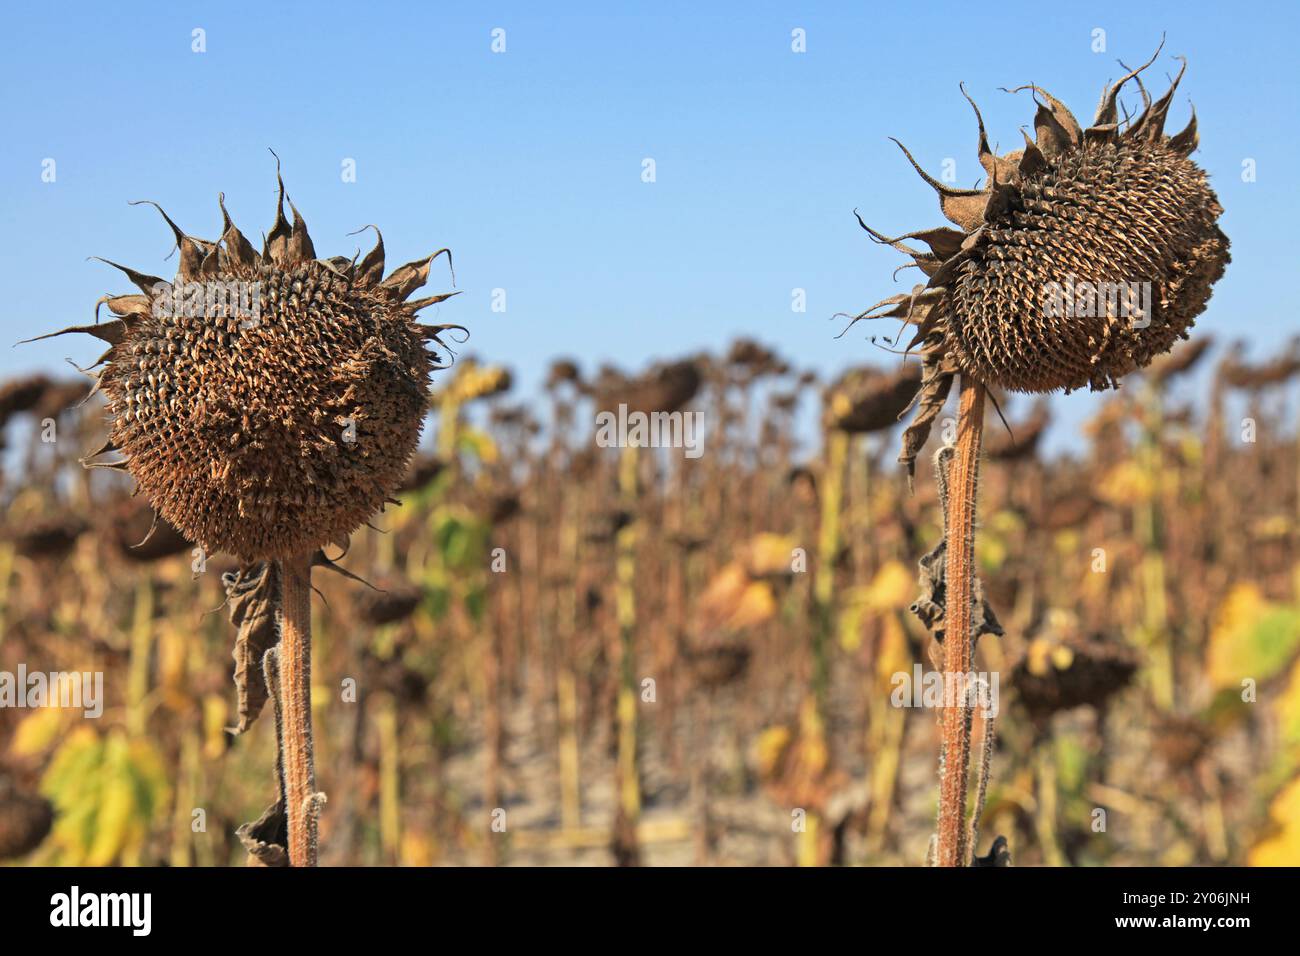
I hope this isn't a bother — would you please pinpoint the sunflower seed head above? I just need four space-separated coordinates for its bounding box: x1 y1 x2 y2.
40 163 461 562
855 44 1229 474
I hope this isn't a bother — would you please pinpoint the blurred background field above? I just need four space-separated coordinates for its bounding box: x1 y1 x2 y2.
3 335 1300 866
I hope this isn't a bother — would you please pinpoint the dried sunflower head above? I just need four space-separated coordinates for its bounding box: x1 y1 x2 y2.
853 41 1230 477
33 159 465 563
1217 338 1300 389
0 775 53 860
822 363 921 434
592 359 704 415
1011 628 1139 721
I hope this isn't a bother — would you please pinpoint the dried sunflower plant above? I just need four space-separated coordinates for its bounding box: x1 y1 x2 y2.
848 39 1229 867
27 157 465 866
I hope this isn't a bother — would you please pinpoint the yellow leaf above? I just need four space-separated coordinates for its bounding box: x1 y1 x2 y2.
1278 657 1300 753
977 510 1023 574
1252 514 1292 541
875 615 911 687
85 775 135 866
127 738 169 807
697 563 747 623
727 582 777 631
1051 646 1076 671
830 392 852 420
1027 638 1053 677
401 831 435 867
744 533 797 577
203 694 229 760
1096 460 1155 506
9 707 70 757
158 623 187 695
838 589 866 652
457 426 499 464
1207 583 1300 690
1053 528 1081 556
862 559 913 612
39 729 168 866
1177 433 1203 468
756 726 792 777
1249 777 1300 866
798 697 829 775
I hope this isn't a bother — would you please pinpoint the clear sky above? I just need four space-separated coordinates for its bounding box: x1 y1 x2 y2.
2 1 1296 454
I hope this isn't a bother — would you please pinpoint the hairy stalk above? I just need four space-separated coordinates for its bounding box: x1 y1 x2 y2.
936 376 984 867
968 707 996 862
279 550 322 866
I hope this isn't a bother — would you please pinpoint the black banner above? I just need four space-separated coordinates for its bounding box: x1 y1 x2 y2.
0 865 1287 943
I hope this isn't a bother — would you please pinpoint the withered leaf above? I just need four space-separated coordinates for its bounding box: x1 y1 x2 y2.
898 353 954 485
910 445 1004 644
972 834 1012 867
224 561 281 735
910 534 1004 644
237 799 288 868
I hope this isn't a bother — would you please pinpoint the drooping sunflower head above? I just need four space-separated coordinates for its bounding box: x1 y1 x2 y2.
34 158 465 563
853 40 1230 477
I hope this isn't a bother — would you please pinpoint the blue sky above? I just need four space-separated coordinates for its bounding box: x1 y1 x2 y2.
2 1 1296 454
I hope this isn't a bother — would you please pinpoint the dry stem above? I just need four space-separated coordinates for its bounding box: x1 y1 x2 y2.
936 376 985 867
279 550 322 866
613 445 642 865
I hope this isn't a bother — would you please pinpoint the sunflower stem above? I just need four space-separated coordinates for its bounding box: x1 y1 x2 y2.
936 376 984 867
279 550 321 866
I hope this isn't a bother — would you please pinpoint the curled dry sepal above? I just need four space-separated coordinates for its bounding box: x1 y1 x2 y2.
852 36 1229 478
